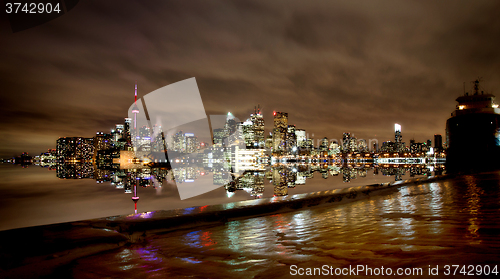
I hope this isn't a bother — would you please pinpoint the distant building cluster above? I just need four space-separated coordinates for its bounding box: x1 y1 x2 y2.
379 124 445 157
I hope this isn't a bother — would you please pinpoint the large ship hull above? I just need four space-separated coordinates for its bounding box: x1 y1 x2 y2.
446 113 500 172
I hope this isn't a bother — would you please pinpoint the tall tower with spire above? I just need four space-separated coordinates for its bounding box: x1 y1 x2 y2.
131 82 140 130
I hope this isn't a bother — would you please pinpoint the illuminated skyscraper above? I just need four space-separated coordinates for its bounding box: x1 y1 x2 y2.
272 111 288 155
286 125 296 154
56 137 94 161
348 136 358 153
395 123 402 143
111 124 125 149
295 129 306 147
395 123 402 152
124 118 132 147
185 133 199 153
172 131 186 152
213 128 225 145
242 120 255 148
243 105 266 148
94 132 112 152
342 133 351 153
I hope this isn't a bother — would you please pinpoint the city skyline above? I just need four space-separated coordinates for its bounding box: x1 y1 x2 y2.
3 91 441 160
2 1 500 158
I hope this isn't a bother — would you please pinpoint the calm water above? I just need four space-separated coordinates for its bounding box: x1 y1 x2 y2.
68 171 500 278
0 163 433 231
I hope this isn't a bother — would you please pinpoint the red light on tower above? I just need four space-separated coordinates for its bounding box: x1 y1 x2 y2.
132 184 139 214
273 111 276 116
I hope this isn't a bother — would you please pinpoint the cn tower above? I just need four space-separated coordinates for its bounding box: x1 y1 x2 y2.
131 82 140 130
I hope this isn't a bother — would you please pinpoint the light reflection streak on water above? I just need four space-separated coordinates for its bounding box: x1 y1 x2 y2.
464 175 483 243
271 213 293 256
226 220 241 252
134 246 165 272
398 187 417 241
201 231 217 248
116 249 138 271
184 230 203 248
180 257 202 264
428 182 443 234
399 187 416 213
428 182 443 214
292 211 310 239
184 229 218 249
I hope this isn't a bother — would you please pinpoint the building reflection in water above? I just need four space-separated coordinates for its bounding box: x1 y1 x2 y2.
28 159 445 213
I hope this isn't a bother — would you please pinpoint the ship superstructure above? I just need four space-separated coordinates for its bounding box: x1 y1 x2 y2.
446 79 500 171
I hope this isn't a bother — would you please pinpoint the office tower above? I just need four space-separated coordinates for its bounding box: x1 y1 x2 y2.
185 133 199 153
349 136 358 153
94 132 112 152
395 124 402 143
342 133 351 153
410 139 417 154
286 125 297 154
272 111 288 155
223 112 240 145
224 113 237 136
56 137 94 161
295 129 306 147
394 123 402 152
124 118 132 145
111 124 125 150
434 134 443 150
213 128 225 145
251 105 265 148
242 120 255 148
173 131 186 152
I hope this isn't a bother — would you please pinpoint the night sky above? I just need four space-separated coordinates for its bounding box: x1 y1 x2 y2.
1 0 500 158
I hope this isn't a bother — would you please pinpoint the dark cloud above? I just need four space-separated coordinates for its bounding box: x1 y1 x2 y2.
1 0 500 157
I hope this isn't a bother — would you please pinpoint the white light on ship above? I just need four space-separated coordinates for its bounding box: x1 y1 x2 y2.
493 104 499 108
458 105 465 110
